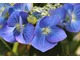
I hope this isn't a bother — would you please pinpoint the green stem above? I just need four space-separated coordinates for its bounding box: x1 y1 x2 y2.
12 42 19 55
66 44 70 56
0 38 11 50
61 42 65 55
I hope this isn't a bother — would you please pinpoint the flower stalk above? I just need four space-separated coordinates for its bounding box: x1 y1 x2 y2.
12 42 19 55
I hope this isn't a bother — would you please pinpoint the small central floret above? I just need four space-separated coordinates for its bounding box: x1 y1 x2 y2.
42 27 51 35
71 13 76 22
16 23 20 31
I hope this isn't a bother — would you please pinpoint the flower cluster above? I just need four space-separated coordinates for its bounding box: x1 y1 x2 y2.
0 3 80 52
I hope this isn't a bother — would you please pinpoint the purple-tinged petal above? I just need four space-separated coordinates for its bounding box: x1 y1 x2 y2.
49 15 60 26
73 4 80 20
7 11 28 27
39 16 50 28
13 3 25 11
48 9 54 16
16 23 34 44
51 7 66 22
39 16 60 28
13 3 33 12
65 20 80 32
7 11 20 27
46 26 67 43
63 3 74 13
8 7 15 15
35 24 42 37
0 24 16 42
16 34 28 44
20 11 28 24
31 35 57 52
23 23 34 42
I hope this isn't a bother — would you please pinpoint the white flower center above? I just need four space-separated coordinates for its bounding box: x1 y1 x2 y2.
16 24 24 32
71 13 76 22
42 27 51 35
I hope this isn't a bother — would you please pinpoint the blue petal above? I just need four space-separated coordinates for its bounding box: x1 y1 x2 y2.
16 23 34 44
63 3 74 13
0 24 16 42
13 3 24 11
65 20 80 32
51 7 66 22
31 35 57 52
7 11 28 27
39 16 60 28
73 4 80 20
19 11 28 24
46 26 67 43
48 9 54 16
35 22 42 37
7 11 20 27
8 7 15 15
13 3 32 12
39 16 50 28
16 34 27 44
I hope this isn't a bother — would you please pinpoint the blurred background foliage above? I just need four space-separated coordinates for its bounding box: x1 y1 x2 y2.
0 3 80 56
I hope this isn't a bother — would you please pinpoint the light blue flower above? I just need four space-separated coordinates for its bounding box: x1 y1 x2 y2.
31 16 67 52
0 11 34 43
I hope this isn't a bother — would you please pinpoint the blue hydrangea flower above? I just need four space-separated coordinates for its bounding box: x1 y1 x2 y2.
31 16 67 52
63 3 80 32
0 11 34 43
